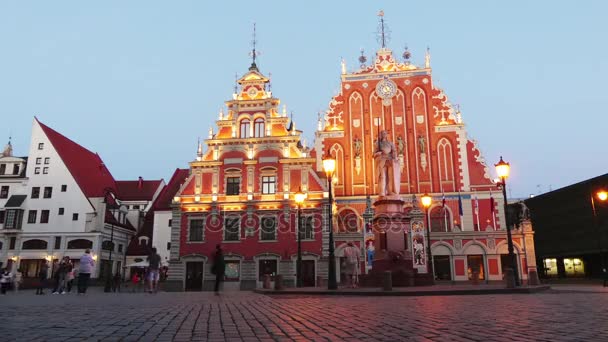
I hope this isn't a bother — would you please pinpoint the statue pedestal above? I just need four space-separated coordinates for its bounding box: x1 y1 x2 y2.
359 196 434 287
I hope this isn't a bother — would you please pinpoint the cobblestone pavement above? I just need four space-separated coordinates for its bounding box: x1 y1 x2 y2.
1 288 607 341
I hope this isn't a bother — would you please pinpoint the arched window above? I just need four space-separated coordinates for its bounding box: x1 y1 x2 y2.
254 118 265 138
430 206 450 232
240 119 251 138
22 239 48 250
67 239 93 249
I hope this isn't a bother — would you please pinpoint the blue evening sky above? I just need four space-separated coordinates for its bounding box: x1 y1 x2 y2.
1 1 606 198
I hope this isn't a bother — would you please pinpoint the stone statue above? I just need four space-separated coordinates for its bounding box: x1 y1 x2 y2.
354 136 362 157
519 201 530 220
417 135 426 154
373 130 401 196
397 136 405 155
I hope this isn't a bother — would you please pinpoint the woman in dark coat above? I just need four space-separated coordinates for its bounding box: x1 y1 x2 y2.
212 245 225 294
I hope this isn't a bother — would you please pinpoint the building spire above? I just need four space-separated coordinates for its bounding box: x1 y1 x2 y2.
197 137 203 161
249 23 260 71
425 46 431 68
377 10 390 49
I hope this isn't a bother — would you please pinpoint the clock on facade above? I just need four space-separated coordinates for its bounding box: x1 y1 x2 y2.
375 78 397 105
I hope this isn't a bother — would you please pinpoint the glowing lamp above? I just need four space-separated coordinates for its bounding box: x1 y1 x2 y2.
495 156 510 180
295 187 306 205
597 190 608 202
322 149 336 177
421 193 432 209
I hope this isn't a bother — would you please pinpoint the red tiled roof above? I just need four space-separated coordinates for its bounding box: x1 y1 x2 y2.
115 179 163 201
37 119 116 198
126 169 189 256
153 168 189 211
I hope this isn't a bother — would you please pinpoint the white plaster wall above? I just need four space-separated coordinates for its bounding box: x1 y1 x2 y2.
152 210 172 265
23 120 95 233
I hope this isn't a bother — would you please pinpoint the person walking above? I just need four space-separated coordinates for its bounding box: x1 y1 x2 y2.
212 244 225 294
343 241 361 288
0 268 11 295
112 271 121 293
77 249 95 295
147 247 161 293
13 268 23 293
53 257 70 294
36 260 49 295
131 272 140 293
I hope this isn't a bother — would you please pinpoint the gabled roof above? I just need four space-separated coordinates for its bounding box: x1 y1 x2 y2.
37 119 116 198
105 210 136 232
115 178 163 201
154 169 189 211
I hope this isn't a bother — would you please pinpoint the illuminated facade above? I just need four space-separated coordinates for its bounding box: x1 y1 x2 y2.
314 15 538 284
167 61 328 291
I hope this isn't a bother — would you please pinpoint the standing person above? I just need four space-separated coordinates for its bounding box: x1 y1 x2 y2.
13 268 23 293
66 265 75 293
36 260 49 295
112 271 121 292
212 244 225 294
53 257 69 294
77 249 95 295
343 242 361 288
0 268 11 295
147 248 161 293
131 272 140 293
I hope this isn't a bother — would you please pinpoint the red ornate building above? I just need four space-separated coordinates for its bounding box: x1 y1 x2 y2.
167 60 328 291
314 15 538 284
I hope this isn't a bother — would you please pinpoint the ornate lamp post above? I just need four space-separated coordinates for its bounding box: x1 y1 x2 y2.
591 189 607 287
495 156 520 286
421 193 434 282
294 187 306 288
322 149 337 290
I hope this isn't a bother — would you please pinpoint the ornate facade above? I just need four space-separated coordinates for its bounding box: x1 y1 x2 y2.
314 17 537 283
168 61 328 291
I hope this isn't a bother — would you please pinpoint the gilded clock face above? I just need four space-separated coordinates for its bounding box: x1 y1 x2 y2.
375 78 397 100
247 87 259 98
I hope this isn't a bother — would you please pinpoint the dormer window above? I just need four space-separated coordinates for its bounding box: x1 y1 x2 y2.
12 164 19 175
240 119 251 138
0 164 5 175
254 118 265 137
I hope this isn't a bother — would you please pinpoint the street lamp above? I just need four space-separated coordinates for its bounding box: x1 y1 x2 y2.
294 187 306 288
591 189 607 287
495 156 520 286
421 193 434 283
322 149 337 290
103 188 128 293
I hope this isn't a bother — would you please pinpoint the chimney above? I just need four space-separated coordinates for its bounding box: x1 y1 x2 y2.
138 176 143 189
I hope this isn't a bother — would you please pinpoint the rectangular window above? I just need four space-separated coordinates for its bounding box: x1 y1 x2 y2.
258 259 278 281
167 242 171 250
118 244 123 253
0 210 5 224
224 217 240 241
36 157 42 165
0 164 5 175
34 167 40 174
31 187 40 198
4 209 23 229
43 167 49 174
61 185 67 192
38 143 44 150
188 219 204 242
260 217 277 241
9 237 16 250
262 176 276 194
44 157 50 164
132 205 140 210
226 177 240 195
168 219 172 227
301 215 314 240
58 208 64 215
12 164 19 175
43 187 52 198
27 210 37 224
54 237 61 250
72 213 79 221
0 186 8 199
40 210 50 224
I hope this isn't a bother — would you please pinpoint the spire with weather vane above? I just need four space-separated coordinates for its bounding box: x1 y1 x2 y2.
249 23 260 71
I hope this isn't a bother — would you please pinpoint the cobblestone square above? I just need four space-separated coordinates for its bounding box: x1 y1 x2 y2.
1 287 607 341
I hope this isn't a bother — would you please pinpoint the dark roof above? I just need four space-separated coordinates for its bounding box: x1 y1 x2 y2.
4 195 26 208
153 169 189 211
37 119 116 198
105 210 136 232
115 179 163 201
126 169 189 256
